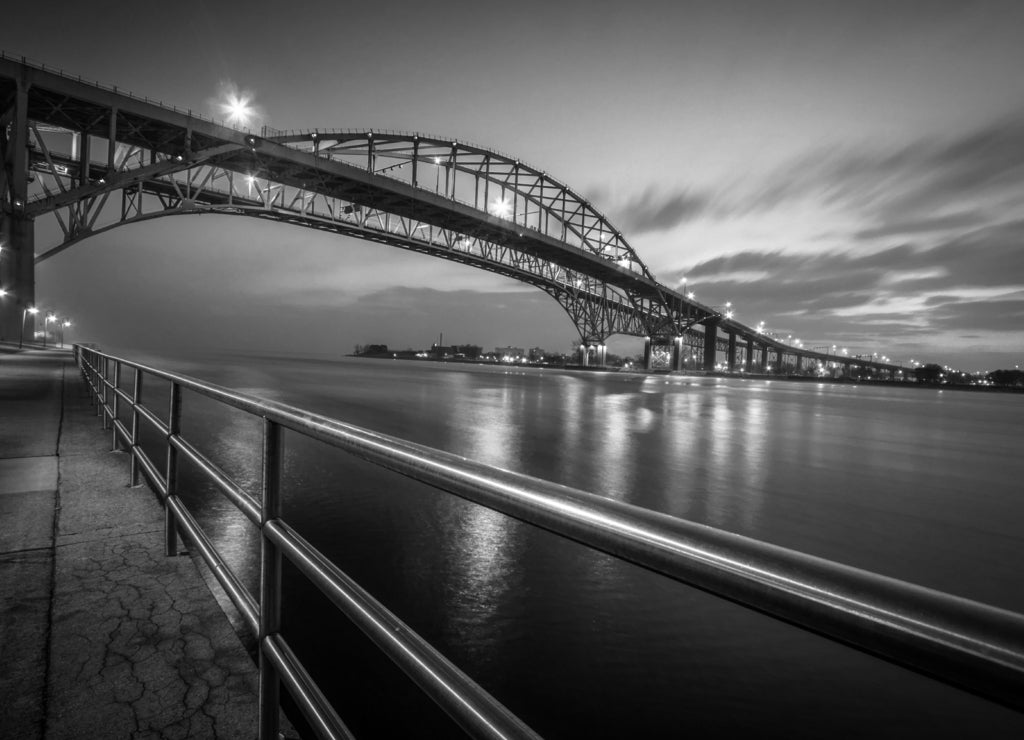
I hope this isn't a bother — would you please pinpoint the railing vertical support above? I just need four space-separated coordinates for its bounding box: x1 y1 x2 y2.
111 361 121 450
129 369 143 486
259 418 283 740
164 382 182 556
98 356 107 420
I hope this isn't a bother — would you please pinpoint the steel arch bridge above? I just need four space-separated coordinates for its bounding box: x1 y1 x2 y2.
0 55 902 377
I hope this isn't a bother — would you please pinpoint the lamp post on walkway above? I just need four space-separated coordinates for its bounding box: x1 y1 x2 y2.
43 313 56 348
20 306 38 349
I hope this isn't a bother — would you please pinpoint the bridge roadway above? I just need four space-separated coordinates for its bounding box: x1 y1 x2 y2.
0 54 903 377
0 345 260 738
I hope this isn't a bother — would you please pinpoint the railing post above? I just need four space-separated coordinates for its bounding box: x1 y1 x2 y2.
259 418 283 740
97 356 106 418
111 361 121 450
129 369 143 487
164 382 181 556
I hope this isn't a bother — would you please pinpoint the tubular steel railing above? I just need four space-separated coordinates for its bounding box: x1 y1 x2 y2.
74 345 1024 738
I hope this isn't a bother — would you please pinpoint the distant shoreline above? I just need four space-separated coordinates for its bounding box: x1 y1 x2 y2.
348 352 1024 393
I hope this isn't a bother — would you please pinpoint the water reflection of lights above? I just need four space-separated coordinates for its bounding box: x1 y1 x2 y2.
555 376 585 482
593 394 634 498
437 499 521 653
736 395 768 530
450 388 522 468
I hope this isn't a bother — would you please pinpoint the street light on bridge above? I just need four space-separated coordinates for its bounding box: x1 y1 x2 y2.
221 93 255 127
490 196 513 219
20 306 38 349
43 313 57 348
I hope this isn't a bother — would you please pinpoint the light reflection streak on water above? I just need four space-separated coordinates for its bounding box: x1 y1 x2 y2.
593 393 633 499
738 392 768 531
555 376 584 484
441 377 523 639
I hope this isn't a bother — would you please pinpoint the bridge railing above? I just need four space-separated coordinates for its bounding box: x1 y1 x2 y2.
0 50 247 133
74 345 1024 739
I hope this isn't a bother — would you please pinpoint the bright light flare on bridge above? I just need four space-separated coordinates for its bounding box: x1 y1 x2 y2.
221 93 255 127
490 197 513 219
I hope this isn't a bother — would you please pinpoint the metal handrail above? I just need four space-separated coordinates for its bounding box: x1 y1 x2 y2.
73 345 1024 739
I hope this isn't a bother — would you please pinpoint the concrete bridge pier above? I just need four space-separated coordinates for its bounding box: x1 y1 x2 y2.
671 336 685 371
727 333 737 372
579 339 607 367
774 348 785 374
0 80 35 345
760 345 769 372
0 215 35 344
745 338 754 372
795 355 803 374
702 321 718 372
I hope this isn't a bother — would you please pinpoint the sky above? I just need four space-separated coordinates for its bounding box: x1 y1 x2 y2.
5 0 1024 370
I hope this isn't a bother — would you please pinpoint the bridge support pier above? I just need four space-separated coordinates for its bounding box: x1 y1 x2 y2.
671 336 685 372
795 355 803 374
745 339 753 373
579 340 607 368
0 215 34 343
775 348 785 374
703 322 718 372
760 345 769 373
1 80 34 345
727 333 737 372
643 337 653 371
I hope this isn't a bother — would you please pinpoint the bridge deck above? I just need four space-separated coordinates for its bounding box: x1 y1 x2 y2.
0 346 259 739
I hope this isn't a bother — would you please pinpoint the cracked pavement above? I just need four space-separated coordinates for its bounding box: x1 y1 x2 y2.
1 347 259 739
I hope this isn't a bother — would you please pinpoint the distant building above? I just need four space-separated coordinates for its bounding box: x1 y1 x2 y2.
431 343 483 359
354 344 389 356
528 347 546 362
494 346 525 360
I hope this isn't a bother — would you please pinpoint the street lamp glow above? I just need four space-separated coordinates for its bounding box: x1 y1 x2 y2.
490 197 513 219
28 306 39 315
222 93 255 126
0 289 7 298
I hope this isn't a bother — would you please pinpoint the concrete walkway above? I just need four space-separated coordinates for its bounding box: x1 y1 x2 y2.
1 346 259 739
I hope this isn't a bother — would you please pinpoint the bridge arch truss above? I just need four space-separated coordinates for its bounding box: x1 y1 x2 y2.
1 56 904 376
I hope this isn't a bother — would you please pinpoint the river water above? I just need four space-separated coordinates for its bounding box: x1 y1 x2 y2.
128 353 1024 738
